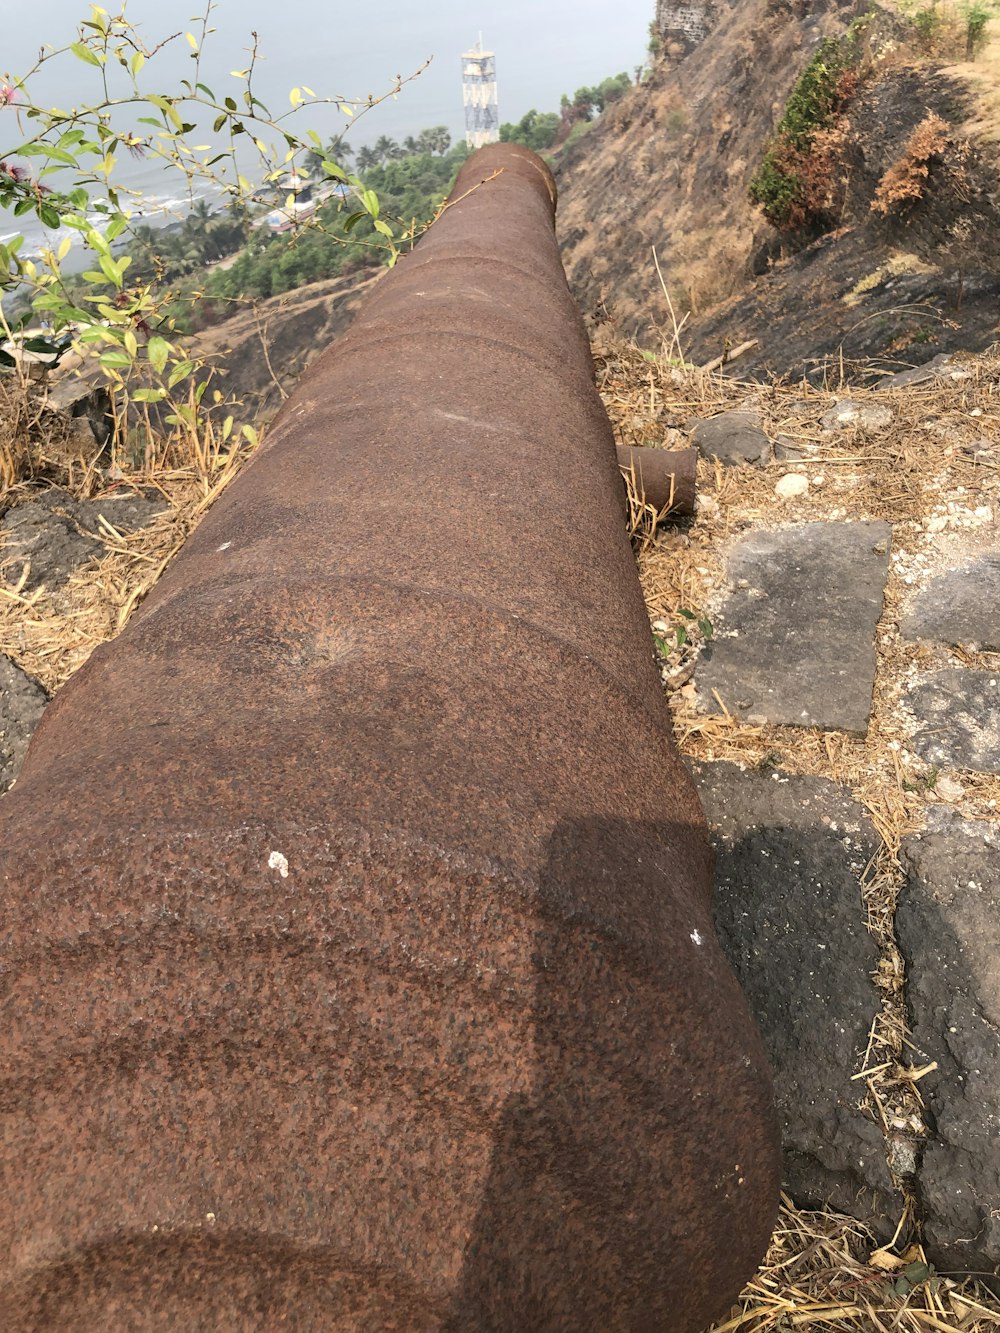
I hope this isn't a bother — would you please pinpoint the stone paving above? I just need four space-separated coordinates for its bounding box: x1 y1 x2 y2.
692 761 897 1234
696 522 892 733
902 553 1000 652
905 670 1000 774
898 814 1000 1282
682 379 1000 1291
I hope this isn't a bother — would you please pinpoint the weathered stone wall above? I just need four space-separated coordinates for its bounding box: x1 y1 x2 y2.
656 1 716 54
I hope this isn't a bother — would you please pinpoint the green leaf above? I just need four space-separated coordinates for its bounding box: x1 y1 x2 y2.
99 350 133 369
147 336 171 374
98 253 123 286
678 608 697 620
70 42 103 68
147 95 183 130
42 147 78 167
167 359 196 388
676 626 688 648
698 618 714 639
39 205 62 229
130 387 167 403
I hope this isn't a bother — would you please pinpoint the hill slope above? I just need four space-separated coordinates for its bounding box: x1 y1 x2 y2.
556 0 1000 378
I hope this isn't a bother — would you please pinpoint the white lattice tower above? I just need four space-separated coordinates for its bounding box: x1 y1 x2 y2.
462 39 499 149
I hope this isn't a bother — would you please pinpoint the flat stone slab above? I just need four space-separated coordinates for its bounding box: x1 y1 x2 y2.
902 554 1000 651
686 409 771 467
0 654 47 795
692 761 898 1233
898 816 1000 1286
696 522 891 733
905 670 1000 774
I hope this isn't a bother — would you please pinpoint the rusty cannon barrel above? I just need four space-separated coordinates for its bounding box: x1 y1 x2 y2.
0 145 779 1330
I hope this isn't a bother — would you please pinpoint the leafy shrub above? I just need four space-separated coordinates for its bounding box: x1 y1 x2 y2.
749 35 861 233
911 5 945 49
962 0 997 55
0 2 411 483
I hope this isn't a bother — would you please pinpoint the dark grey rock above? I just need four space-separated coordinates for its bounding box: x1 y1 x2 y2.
686 409 771 467
903 555 1000 651
0 654 47 795
0 489 165 592
906 670 1000 774
692 761 898 1232
0 500 103 591
898 817 1000 1288
696 522 891 733
75 490 166 535
879 354 953 390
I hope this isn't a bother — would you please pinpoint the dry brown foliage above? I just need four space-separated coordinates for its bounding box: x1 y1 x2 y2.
769 122 852 234
871 113 951 216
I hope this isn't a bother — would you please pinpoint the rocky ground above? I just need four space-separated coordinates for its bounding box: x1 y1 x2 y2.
2 339 1000 1328
597 335 1000 1324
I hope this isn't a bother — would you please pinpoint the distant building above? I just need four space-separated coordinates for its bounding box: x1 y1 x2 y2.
266 170 317 234
462 40 499 149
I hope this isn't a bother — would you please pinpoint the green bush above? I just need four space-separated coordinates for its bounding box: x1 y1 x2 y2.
748 35 858 230
962 0 997 55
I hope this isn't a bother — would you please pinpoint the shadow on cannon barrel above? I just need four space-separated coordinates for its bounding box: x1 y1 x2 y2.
0 144 779 1331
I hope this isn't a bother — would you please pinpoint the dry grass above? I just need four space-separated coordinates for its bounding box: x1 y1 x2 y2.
710 1195 1000 1331
596 334 1000 1330
0 383 258 693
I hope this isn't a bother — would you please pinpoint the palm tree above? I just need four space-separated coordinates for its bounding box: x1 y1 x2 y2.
419 126 451 155
355 145 378 173
373 135 399 164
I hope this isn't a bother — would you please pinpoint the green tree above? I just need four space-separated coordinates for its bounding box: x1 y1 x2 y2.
499 110 561 151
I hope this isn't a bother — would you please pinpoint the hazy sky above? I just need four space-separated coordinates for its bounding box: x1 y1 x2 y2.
3 0 654 150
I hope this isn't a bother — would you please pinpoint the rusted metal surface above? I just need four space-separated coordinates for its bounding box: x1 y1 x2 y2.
617 443 697 516
0 144 779 1330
